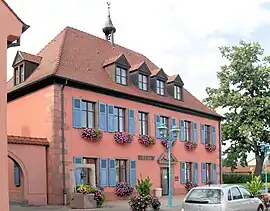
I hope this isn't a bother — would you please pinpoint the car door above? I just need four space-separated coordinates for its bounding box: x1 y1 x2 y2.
238 186 257 211
227 187 246 211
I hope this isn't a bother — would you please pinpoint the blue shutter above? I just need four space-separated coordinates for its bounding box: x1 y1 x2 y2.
107 104 115 132
193 162 198 185
180 120 185 141
14 163 20 187
155 114 161 138
99 102 107 131
74 157 83 186
100 159 108 187
109 159 116 187
212 126 216 145
72 98 82 128
130 160 136 187
128 109 135 135
75 168 82 186
201 124 205 144
192 122 198 143
201 163 206 183
171 118 177 141
180 162 186 184
212 163 217 184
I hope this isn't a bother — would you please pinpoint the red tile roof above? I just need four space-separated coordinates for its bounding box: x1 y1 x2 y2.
167 75 178 83
7 26 220 117
7 135 49 146
19 51 42 64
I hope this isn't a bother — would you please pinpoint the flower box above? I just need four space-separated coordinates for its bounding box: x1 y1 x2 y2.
184 141 197 151
81 128 102 141
70 193 97 209
138 135 156 147
205 143 216 152
114 132 132 144
185 181 198 191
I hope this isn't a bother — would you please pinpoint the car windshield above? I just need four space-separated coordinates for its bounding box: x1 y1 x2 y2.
185 189 223 204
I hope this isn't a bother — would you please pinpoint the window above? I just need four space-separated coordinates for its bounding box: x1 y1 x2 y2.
184 121 191 141
206 163 212 182
19 64 24 82
82 158 98 185
228 190 232 201
239 187 252 199
139 112 148 135
174 85 182 100
81 101 94 128
186 189 222 204
184 162 192 182
116 159 127 183
15 67 19 85
116 67 127 85
231 187 243 200
156 80 165 95
160 116 169 127
138 74 148 91
114 107 125 132
205 125 211 144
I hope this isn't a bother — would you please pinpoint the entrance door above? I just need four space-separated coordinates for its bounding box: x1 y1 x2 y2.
161 167 169 195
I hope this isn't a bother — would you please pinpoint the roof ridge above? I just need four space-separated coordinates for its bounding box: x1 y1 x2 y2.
67 26 158 69
19 50 41 58
36 26 68 56
52 27 69 75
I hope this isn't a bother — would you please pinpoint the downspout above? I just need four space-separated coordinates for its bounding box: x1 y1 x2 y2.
219 121 222 184
61 80 68 205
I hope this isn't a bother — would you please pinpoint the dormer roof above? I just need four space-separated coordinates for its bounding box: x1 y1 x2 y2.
150 68 168 80
167 74 184 86
130 62 151 75
12 51 42 67
102 53 131 68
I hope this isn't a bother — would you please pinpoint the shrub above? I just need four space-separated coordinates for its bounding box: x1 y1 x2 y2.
222 173 252 184
151 196 161 210
136 176 152 196
76 184 105 208
129 195 151 211
245 175 263 195
115 182 133 197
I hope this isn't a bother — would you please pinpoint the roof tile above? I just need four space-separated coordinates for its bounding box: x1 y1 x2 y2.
8 135 49 146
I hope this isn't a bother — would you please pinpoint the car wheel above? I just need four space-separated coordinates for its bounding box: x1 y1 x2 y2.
257 205 264 211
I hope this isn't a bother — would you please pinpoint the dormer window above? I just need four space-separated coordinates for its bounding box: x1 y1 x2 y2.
174 85 182 100
14 64 24 85
157 79 165 95
138 74 148 91
116 67 127 85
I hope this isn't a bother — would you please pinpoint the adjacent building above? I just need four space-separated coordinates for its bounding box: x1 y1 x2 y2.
7 8 222 205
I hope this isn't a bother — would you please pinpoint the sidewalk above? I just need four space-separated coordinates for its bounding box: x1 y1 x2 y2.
10 195 185 211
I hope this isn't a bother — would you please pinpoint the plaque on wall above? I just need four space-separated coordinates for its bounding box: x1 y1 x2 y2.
138 155 155 160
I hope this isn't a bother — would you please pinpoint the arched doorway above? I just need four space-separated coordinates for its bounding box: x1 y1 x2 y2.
7 151 29 205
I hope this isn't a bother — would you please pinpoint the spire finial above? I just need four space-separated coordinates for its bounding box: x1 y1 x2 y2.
103 1 116 45
107 2 111 16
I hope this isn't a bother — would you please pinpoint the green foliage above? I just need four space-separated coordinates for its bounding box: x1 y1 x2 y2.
135 176 152 196
245 175 263 195
223 172 270 184
204 40 270 175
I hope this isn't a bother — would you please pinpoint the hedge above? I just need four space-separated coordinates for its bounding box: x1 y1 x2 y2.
223 172 270 184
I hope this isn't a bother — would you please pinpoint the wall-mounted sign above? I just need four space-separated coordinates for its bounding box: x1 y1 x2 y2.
138 155 155 161
174 176 179 182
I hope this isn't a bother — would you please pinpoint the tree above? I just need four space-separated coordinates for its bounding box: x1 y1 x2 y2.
204 40 270 176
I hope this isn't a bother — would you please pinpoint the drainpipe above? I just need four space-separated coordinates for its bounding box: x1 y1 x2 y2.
219 121 222 184
61 80 68 205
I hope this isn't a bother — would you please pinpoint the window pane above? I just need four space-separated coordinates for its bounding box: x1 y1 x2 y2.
119 108 123 116
119 117 124 132
82 111 87 128
116 75 121 83
138 82 142 89
231 187 243 200
121 69 126 77
186 189 222 204
143 121 147 135
116 68 120 76
138 112 142 120
81 101 86 110
121 76 127 85
115 117 119 132
160 88 164 95
139 74 142 81
87 103 93 111
116 160 120 184
139 121 142 135
88 112 93 128
143 83 147 91
143 75 147 83
157 80 160 87
120 160 126 182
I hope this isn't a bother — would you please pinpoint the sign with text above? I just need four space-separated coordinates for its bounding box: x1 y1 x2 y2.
138 155 155 161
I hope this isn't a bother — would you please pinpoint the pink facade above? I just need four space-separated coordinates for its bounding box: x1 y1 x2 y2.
7 26 222 205
0 1 28 210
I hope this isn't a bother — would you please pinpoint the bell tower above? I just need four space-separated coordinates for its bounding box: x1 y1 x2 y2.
102 2 116 45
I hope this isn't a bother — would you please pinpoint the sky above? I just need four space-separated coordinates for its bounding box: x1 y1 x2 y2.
6 0 270 160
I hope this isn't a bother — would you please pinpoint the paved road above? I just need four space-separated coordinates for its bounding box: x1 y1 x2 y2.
10 196 184 211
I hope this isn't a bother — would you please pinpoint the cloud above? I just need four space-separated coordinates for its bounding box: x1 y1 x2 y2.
6 0 270 103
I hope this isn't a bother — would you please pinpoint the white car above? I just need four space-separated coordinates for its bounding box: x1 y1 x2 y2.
181 184 264 211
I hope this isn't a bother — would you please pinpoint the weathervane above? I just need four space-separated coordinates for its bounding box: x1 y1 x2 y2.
107 2 111 16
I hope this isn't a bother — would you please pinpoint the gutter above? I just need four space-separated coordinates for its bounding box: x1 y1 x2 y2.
61 80 68 205
219 121 222 184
